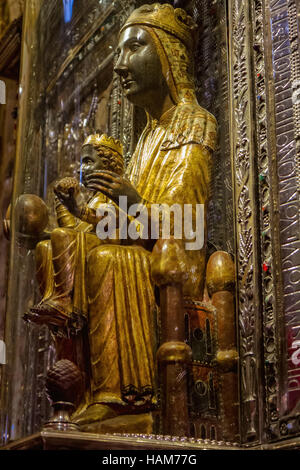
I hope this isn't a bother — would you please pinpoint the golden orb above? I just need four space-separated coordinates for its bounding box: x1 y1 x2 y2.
15 194 49 236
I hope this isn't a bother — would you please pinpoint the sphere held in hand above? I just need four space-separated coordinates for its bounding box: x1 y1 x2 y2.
55 176 80 195
15 194 49 236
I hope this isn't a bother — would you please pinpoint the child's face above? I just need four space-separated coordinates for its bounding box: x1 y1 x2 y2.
79 145 104 184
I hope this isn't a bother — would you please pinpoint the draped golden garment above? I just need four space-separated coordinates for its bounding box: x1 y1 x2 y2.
87 101 216 408
35 193 114 322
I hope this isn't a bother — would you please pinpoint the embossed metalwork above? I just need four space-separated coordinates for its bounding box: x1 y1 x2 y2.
287 0 300 195
251 0 282 434
268 0 300 420
240 0 300 442
194 0 234 255
4 427 300 449
228 0 263 443
109 64 135 166
2 429 242 450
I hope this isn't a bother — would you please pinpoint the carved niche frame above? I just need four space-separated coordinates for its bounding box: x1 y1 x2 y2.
228 0 300 446
1 0 300 449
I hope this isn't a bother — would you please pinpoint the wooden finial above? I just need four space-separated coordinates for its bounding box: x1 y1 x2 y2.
151 238 189 287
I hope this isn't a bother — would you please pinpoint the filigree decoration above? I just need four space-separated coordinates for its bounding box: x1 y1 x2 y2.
230 0 260 442
194 0 234 254
238 230 253 275
115 0 136 25
111 432 240 448
268 412 300 440
237 186 251 224
122 98 134 166
232 8 249 189
252 0 280 433
239 268 254 349
287 0 300 199
265 0 300 435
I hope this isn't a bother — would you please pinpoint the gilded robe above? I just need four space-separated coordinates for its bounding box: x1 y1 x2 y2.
35 193 113 323
87 101 217 409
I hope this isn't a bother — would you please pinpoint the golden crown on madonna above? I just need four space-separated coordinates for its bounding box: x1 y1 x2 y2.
120 3 198 50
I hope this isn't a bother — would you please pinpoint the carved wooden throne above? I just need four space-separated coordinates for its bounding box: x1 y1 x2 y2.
151 240 239 442
43 239 239 442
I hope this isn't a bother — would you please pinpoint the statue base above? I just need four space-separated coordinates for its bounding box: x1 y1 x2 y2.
2 430 300 450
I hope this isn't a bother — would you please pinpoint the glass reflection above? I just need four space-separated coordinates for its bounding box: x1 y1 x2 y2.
63 0 74 23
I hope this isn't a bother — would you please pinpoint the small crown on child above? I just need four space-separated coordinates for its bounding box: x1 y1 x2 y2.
83 134 123 157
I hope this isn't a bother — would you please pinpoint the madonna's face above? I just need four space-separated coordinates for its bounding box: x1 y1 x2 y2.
114 26 165 107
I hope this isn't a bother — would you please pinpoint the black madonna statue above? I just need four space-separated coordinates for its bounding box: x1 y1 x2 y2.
71 3 217 433
29 3 217 434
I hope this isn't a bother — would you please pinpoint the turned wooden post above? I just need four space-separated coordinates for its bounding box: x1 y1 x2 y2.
206 251 239 441
151 239 192 437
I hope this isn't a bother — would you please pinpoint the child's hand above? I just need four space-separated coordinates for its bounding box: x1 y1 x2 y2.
85 171 141 209
54 177 82 217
